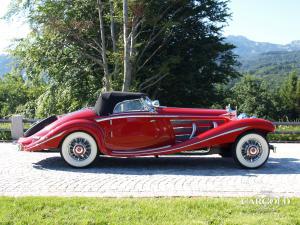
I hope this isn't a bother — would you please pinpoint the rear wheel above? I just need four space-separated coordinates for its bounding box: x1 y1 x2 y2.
60 132 98 168
233 133 270 169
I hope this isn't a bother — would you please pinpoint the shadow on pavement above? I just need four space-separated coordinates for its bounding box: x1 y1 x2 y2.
32 155 300 176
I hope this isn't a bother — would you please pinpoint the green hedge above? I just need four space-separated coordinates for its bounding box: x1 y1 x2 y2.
269 125 300 142
0 131 11 140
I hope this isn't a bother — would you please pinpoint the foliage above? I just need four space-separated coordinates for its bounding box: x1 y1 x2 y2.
227 71 300 120
136 0 240 107
238 51 300 87
0 72 43 118
278 72 300 120
0 197 300 225
227 75 278 119
268 125 300 142
0 131 11 140
11 7 103 117
1 0 238 117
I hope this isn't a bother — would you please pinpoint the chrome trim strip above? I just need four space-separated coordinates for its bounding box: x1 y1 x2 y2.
95 115 216 122
189 123 197 139
30 131 65 149
112 145 172 154
182 148 211 154
113 126 249 155
173 127 192 130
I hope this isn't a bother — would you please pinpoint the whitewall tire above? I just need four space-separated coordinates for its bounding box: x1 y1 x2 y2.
233 133 270 169
61 132 98 168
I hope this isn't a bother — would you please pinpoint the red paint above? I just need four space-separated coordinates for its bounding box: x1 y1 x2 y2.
18 106 275 157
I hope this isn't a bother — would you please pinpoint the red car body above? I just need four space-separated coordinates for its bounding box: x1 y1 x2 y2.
18 91 275 168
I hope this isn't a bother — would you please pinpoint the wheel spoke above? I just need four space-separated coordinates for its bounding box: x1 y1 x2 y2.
241 138 263 163
68 137 92 161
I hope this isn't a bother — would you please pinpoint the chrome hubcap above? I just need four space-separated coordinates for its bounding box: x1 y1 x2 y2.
74 144 86 156
249 146 259 156
68 138 91 161
241 139 263 162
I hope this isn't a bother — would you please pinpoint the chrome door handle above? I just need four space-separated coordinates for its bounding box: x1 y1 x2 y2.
150 119 156 123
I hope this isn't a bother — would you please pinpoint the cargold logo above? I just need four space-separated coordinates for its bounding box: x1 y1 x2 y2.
241 197 291 205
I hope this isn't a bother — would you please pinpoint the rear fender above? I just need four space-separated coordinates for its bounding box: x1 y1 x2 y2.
36 119 107 154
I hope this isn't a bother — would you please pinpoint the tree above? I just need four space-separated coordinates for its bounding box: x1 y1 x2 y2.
279 71 300 120
6 0 239 117
297 79 300 115
97 0 111 91
136 0 239 107
228 75 277 119
0 72 44 118
122 0 130 91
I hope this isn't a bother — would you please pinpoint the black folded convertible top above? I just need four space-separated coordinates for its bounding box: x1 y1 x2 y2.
94 91 147 116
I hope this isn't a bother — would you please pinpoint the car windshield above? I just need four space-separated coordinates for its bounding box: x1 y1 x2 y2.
113 97 154 114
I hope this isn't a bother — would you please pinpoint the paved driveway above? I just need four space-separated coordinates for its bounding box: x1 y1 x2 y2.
0 143 299 197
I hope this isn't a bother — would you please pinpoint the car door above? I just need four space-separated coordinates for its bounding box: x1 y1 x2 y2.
104 99 173 151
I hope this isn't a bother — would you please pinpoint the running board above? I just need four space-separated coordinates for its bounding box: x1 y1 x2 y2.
174 147 221 155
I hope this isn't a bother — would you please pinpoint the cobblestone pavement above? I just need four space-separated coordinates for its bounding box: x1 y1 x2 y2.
0 143 299 197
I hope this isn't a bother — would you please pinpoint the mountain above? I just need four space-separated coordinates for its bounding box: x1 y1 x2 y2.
227 35 300 59
226 35 300 86
0 54 13 78
239 50 300 85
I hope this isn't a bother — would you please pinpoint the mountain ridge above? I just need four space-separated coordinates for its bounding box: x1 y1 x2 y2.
226 35 300 58
226 35 300 85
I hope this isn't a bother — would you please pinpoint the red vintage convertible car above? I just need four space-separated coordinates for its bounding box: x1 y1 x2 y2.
18 91 275 169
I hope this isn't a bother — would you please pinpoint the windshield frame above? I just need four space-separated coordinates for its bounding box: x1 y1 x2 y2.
112 97 155 114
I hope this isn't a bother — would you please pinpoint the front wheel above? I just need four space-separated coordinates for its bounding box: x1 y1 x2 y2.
233 133 270 169
61 132 98 168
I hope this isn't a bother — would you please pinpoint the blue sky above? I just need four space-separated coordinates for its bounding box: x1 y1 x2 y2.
224 0 300 44
0 0 300 53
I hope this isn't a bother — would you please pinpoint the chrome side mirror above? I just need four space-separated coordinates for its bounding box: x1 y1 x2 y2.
152 100 160 107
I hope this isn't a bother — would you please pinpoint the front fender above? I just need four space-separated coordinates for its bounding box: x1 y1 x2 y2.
226 118 275 135
191 118 275 148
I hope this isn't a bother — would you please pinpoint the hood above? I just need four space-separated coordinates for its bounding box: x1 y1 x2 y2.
157 107 228 116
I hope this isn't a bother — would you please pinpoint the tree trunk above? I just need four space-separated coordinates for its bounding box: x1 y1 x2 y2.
122 0 131 92
97 0 111 91
109 0 118 79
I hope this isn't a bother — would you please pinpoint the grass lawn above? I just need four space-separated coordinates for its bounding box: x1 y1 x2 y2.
0 197 299 225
